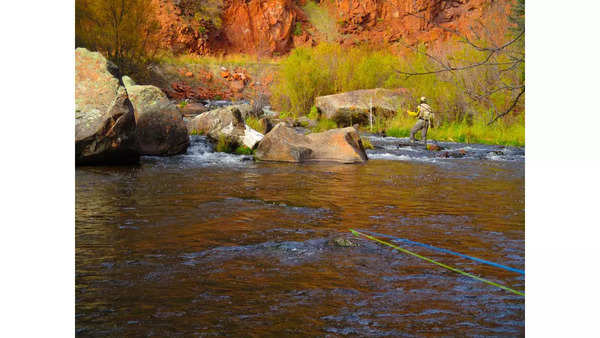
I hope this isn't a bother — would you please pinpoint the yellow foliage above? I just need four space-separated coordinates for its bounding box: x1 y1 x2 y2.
75 0 161 75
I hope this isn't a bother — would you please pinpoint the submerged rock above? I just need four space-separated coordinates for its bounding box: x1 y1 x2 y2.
332 237 359 247
315 88 409 126
254 124 368 163
437 149 467 158
125 82 190 156
426 143 443 151
188 105 263 149
75 48 138 165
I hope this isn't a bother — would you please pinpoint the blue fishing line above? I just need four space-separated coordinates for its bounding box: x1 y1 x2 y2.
354 228 524 275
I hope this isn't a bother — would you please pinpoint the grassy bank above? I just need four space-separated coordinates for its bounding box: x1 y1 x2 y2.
383 113 524 147
269 40 524 147
158 53 281 68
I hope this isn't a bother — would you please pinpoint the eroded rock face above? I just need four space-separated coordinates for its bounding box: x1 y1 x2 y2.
75 48 138 165
222 0 299 55
153 0 218 55
125 82 190 156
188 105 263 149
152 0 511 56
154 0 303 56
255 123 368 163
336 0 512 46
315 88 409 126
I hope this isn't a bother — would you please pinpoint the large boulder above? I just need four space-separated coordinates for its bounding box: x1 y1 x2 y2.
75 48 138 165
178 102 208 118
255 124 368 163
315 88 409 126
124 80 189 156
227 103 255 120
188 105 263 149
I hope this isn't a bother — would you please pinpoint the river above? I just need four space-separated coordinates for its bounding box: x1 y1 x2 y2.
76 135 525 336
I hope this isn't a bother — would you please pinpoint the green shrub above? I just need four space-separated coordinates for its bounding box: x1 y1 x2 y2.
270 38 524 145
233 145 253 155
215 135 236 153
311 118 337 132
293 22 303 36
308 106 319 120
360 137 374 150
271 43 403 116
278 111 296 119
245 116 265 134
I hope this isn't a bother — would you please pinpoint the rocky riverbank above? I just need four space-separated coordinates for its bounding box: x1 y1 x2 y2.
76 47 524 166
75 48 370 165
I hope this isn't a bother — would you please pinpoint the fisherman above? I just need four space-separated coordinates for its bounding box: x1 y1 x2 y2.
409 97 435 146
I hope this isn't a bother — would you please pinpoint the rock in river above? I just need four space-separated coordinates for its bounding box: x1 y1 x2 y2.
332 237 359 247
315 88 409 126
188 105 263 149
254 123 368 163
75 48 138 165
124 81 190 156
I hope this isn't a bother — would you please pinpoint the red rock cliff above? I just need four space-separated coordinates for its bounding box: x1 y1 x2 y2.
154 0 514 55
336 0 513 46
222 0 303 54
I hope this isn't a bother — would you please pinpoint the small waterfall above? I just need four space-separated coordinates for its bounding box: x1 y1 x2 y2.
142 135 253 167
180 135 253 166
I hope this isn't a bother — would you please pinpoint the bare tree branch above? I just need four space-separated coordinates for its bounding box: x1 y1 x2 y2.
389 9 524 124
487 87 525 125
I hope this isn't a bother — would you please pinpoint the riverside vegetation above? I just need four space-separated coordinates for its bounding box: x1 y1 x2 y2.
76 0 524 148
170 40 524 147
270 40 524 147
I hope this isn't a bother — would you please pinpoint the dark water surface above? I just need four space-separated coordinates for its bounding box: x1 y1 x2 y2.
76 136 524 336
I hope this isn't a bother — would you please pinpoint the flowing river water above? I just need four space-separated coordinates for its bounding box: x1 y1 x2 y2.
76 135 525 336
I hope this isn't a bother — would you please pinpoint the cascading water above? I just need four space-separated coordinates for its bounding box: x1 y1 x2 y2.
365 135 524 164
142 135 253 168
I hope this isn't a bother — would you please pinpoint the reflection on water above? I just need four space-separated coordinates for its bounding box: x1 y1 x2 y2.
76 136 524 336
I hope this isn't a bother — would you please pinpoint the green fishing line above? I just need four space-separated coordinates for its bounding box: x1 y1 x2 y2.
350 229 524 297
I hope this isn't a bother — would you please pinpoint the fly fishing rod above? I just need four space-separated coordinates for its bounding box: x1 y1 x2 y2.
353 228 524 275
350 229 524 297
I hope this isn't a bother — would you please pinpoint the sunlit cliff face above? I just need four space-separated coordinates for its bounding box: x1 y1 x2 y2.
153 0 514 56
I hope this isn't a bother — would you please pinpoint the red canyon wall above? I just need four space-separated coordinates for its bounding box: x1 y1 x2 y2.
154 0 514 55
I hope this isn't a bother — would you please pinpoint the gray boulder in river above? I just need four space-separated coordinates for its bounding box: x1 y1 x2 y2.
75 48 138 165
315 88 409 126
123 77 190 156
188 105 263 149
254 123 368 163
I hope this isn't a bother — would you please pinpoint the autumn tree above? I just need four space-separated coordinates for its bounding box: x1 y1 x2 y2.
75 0 161 75
395 0 525 125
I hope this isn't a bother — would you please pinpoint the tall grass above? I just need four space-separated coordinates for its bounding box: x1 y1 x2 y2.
386 112 524 146
271 40 524 146
310 118 337 133
271 43 403 115
157 52 280 67
245 116 266 134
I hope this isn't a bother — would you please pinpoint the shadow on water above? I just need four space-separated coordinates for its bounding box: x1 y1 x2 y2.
76 135 524 336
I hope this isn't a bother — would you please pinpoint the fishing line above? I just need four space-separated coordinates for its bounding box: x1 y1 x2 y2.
354 228 524 275
350 229 525 297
